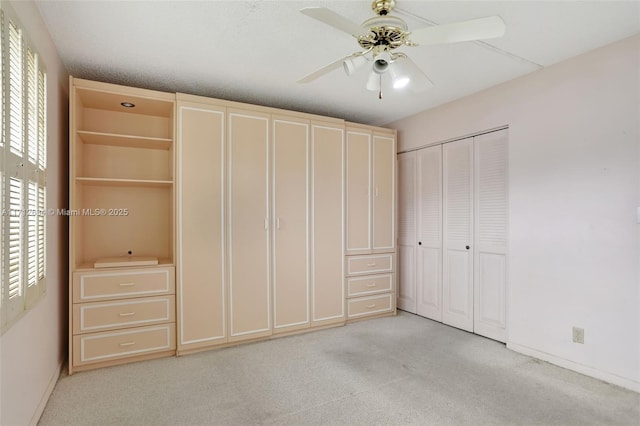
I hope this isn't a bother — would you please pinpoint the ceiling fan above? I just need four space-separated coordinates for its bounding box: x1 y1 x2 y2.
297 0 506 97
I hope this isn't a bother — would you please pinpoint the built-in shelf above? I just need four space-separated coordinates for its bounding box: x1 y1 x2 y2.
75 258 174 272
76 177 173 188
77 130 172 150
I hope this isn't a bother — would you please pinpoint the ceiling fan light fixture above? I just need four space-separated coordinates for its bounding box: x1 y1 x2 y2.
343 54 368 76
366 70 380 91
372 51 392 74
393 76 410 89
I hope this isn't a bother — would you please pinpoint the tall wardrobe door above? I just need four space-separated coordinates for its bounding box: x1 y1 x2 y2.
177 103 227 351
416 145 443 321
311 123 345 326
442 138 474 332
397 151 417 313
346 129 371 254
473 129 508 342
228 109 271 342
272 116 310 333
372 133 396 252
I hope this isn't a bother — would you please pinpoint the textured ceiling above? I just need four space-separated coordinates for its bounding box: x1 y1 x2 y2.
35 1 640 126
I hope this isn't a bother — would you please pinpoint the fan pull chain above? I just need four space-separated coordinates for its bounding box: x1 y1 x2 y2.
378 74 382 99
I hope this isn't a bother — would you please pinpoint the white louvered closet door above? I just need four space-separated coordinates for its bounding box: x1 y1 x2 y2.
442 138 474 332
416 145 443 321
473 129 508 342
397 152 417 313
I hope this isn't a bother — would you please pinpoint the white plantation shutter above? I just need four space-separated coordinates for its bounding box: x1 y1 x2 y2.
1 10 47 330
38 185 45 281
8 20 22 156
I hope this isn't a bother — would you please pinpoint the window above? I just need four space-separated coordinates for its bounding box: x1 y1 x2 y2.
1 9 47 332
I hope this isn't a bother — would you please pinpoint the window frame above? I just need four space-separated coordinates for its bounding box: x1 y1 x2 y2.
1 7 48 333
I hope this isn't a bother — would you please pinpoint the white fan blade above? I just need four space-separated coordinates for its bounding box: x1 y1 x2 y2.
400 56 434 92
297 56 348 84
409 15 505 46
300 7 371 38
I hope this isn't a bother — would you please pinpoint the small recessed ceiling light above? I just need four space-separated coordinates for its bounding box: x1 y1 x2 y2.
120 102 135 108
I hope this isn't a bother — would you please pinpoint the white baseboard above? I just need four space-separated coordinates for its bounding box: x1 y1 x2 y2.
507 342 639 393
29 360 63 426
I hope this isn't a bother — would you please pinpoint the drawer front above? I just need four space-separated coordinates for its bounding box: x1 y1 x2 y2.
346 254 394 276
73 324 176 365
73 296 175 334
347 294 394 319
347 274 393 298
73 267 175 302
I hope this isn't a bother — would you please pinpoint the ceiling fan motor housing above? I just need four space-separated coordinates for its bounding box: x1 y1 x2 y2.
372 0 396 16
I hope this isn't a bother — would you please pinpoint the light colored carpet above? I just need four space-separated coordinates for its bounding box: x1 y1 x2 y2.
39 311 639 425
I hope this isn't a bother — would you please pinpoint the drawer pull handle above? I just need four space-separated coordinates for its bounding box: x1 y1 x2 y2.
119 341 136 347
119 282 135 287
366 304 376 309
119 312 135 317
367 283 377 287
366 263 377 267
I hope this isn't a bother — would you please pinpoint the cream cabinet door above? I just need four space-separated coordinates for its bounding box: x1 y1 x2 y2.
372 133 395 252
272 116 310 333
397 151 416 313
442 138 474 332
228 109 272 342
311 122 345 326
177 102 226 351
346 129 371 254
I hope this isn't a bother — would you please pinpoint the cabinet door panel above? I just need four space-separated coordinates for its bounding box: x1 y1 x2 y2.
346 130 371 253
442 138 473 332
273 117 309 332
311 123 345 325
372 134 395 251
228 110 271 340
177 104 226 349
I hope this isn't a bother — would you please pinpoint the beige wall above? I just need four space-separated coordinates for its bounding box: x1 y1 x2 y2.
0 1 69 425
389 34 640 390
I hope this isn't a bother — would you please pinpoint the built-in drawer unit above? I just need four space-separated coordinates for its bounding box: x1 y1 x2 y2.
347 294 394 319
73 296 175 334
73 267 175 303
346 254 394 276
70 265 176 372
73 323 176 366
347 274 394 297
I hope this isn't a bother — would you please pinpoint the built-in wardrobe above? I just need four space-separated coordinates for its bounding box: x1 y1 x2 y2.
397 129 508 342
67 78 397 373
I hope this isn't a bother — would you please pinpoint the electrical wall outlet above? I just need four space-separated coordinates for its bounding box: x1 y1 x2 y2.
572 327 584 344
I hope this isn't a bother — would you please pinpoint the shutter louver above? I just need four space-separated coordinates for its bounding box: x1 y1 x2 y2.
38 185 45 281
8 20 22 156
8 177 23 299
37 68 46 169
27 181 37 286
26 48 37 165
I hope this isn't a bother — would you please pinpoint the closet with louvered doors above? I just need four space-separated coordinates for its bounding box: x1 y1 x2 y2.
397 129 508 342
